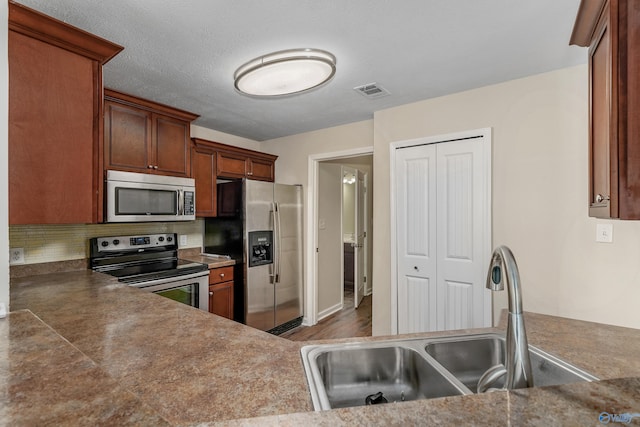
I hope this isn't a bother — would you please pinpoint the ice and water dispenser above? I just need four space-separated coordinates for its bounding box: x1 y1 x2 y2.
248 231 273 267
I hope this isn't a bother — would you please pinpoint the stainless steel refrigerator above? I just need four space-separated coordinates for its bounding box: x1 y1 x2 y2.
204 179 303 333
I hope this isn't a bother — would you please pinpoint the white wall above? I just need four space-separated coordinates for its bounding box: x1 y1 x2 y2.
373 64 640 334
1 2 10 309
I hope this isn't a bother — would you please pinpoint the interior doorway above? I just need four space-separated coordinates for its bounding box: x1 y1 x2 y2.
305 147 373 329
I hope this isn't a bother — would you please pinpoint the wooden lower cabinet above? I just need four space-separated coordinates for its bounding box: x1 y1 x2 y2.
208 266 234 319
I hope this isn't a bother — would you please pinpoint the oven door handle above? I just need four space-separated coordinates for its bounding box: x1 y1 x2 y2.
126 271 208 288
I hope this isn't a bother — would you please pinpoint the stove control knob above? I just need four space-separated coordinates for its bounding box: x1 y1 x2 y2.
112 239 120 246
158 236 165 242
101 241 109 247
166 236 173 242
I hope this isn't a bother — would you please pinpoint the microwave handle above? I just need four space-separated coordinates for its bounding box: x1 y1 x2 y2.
177 190 183 215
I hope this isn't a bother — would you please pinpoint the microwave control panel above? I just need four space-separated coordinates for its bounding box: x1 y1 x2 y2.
184 191 195 215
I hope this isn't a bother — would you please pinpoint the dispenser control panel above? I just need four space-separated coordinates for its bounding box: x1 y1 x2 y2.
248 230 273 267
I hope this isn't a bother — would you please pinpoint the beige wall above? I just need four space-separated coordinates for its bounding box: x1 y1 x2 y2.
261 120 374 186
317 164 343 316
373 64 640 334
261 121 373 324
1 1 9 308
191 124 261 151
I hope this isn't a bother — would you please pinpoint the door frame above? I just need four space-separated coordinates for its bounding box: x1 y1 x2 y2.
389 128 492 334
305 147 374 326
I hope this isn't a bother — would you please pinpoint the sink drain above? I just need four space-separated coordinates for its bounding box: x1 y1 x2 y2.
365 391 388 405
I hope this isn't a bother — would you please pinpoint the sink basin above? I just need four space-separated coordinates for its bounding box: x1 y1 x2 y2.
424 334 598 393
301 333 598 411
302 342 466 410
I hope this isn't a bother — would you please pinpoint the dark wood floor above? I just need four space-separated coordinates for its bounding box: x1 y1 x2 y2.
281 288 372 341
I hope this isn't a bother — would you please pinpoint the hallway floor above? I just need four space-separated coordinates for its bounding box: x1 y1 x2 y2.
280 289 372 341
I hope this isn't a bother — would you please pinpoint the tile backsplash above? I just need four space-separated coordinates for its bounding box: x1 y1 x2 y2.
9 220 204 265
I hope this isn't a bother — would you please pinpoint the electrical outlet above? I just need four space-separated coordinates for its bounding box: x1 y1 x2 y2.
10 248 25 265
596 223 613 243
179 235 188 246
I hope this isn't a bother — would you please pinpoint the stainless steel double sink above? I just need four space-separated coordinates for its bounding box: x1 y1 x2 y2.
300 333 598 410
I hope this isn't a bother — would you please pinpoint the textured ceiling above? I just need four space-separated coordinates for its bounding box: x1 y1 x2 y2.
16 0 586 141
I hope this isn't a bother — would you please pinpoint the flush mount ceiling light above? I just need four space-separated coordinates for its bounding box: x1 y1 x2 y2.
234 48 336 97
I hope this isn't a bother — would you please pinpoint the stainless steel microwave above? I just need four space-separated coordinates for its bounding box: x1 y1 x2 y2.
106 170 196 222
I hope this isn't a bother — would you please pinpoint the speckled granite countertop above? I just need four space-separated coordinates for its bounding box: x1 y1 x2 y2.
6 270 640 426
180 254 236 269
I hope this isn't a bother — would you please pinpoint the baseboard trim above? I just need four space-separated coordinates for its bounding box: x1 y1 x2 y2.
318 302 343 321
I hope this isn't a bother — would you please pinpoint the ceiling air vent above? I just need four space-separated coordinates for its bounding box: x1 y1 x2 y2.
353 82 390 99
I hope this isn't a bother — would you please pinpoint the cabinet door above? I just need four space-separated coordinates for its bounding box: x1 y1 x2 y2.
209 281 234 319
9 31 97 224
192 148 217 217
217 151 248 178
248 157 275 182
104 101 152 173
209 266 234 284
154 114 191 177
588 5 614 218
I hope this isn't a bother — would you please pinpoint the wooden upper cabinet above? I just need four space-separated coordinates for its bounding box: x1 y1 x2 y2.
104 89 199 178
104 101 151 172
8 1 123 225
248 157 276 181
216 147 277 182
571 0 640 219
192 145 217 217
191 138 278 217
217 151 250 179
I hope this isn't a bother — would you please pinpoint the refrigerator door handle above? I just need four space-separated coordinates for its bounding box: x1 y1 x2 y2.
275 202 282 283
270 203 278 284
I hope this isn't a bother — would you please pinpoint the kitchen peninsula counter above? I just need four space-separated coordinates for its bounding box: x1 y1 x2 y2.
7 270 640 426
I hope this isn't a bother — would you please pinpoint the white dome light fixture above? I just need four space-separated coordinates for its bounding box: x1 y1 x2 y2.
234 48 336 97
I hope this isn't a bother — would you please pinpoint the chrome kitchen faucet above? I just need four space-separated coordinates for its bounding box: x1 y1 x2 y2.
477 245 533 392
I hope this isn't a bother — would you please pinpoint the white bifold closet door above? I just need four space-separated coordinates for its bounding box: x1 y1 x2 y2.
395 136 490 334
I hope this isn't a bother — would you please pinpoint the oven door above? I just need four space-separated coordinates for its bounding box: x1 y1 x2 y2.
130 271 209 312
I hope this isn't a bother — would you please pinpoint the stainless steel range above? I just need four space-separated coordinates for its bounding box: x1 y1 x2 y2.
90 233 209 311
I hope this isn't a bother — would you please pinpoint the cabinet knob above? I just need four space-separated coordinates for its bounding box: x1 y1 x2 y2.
247 172 253 176
595 194 610 203
414 266 419 271
148 165 153 169
153 165 158 170
220 273 225 277
209 291 213 296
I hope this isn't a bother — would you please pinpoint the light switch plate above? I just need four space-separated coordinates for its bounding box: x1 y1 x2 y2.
179 235 188 246
318 219 326 230
596 223 613 243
